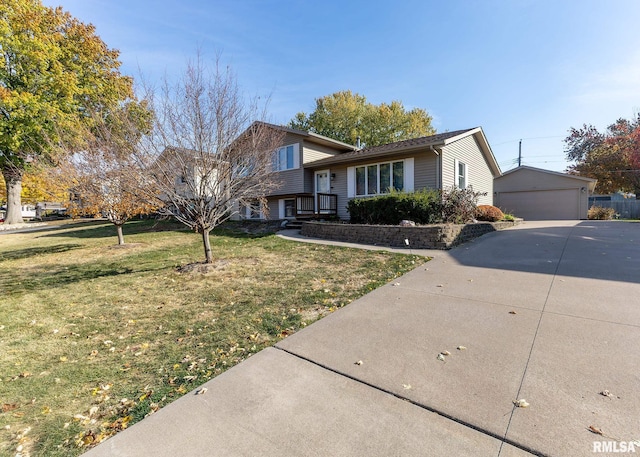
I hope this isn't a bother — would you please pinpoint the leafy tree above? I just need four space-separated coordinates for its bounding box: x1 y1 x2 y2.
0 0 133 224
0 165 67 205
565 115 640 196
137 56 284 264
59 101 157 245
289 90 435 147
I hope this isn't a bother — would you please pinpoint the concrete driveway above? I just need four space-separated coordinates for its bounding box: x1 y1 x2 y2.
85 220 640 457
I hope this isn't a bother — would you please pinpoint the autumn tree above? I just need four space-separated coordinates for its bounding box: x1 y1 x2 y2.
0 165 66 206
565 115 640 196
0 0 133 224
289 90 435 147
139 56 284 264
58 101 157 245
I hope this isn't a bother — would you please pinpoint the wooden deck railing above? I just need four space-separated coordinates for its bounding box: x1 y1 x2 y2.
295 193 337 218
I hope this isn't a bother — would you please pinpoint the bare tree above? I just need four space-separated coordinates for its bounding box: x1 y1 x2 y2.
58 101 158 245
140 56 283 263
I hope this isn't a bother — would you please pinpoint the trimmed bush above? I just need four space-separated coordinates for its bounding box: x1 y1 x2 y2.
347 189 442 225
588 206 616 220
476 205 504 222
347 187 487 225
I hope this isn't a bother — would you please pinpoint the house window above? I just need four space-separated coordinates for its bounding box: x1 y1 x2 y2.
354 160 405 197
241 202 264 220
284 199 295 218
274 144 299 171
455 159 467 189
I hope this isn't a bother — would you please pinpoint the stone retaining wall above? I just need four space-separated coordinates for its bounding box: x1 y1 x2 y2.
301 220 518 249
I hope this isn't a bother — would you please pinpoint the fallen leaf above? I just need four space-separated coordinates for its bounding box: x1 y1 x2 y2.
457 346 467 351
513 399 530 408
588 425 604 436
195 387 208 395
2 403 18 412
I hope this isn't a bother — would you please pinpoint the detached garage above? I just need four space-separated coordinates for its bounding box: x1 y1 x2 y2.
494 166 596 220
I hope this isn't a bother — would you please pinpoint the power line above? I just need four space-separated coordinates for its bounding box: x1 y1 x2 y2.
493 135 565 146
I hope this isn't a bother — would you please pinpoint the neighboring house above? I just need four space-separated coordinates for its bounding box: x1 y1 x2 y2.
494 166 597 220
154 147 222 199
238 124 501 221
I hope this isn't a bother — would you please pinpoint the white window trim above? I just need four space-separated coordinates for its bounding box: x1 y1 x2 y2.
274 143 300 172
242 202 264 220
454 158 468 189
347 158 414 198
278 198 296 219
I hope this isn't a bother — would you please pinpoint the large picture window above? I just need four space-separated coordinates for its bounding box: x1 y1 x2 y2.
354 160 405 197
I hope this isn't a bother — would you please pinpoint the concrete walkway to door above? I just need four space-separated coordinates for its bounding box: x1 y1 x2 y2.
85 220 640 457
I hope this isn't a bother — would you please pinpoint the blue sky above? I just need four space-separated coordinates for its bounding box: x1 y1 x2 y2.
43 0 640 172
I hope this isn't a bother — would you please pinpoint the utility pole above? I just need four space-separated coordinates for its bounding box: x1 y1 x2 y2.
518 139 522 167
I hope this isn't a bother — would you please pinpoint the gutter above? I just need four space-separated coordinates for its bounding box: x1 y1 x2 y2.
430 145 441 190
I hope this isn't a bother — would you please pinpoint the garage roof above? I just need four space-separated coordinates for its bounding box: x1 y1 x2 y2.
497 165 597 192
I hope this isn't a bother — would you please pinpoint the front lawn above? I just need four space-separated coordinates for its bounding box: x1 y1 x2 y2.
0 219 424 456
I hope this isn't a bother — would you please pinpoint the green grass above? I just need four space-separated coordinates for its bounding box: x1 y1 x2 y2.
0 219 425 456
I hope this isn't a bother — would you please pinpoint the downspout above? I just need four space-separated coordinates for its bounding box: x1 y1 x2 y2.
430 146 440 190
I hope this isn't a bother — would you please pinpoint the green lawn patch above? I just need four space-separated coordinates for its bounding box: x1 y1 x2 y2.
0 219 425 456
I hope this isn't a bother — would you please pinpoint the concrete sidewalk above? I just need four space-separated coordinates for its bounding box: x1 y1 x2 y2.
85 220 640 457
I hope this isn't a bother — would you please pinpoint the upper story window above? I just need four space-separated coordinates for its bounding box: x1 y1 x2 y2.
347 158 414 198
455 159 467 189
273 144 300 171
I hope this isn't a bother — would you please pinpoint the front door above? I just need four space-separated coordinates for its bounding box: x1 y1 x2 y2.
315 169 330 213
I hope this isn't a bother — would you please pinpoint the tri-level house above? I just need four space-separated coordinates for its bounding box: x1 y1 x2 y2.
236 123 502 221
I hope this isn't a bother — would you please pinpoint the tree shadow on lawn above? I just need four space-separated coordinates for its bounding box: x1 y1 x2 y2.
38 219 188 240
0 262 138 296
37 219 280 242
0 244 82 262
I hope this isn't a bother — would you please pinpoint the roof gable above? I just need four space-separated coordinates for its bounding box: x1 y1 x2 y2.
304 127 501 176
498 165 596 182
496 166 597 191
250 122 357 152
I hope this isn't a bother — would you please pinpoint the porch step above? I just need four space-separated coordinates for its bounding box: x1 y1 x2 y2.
283 221 303 230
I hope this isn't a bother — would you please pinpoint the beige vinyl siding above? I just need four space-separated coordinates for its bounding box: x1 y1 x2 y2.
328 165 349 219
303 169 315 193
414 152 438 190
265 199 279 219
441 135 495 205
303 142 342 164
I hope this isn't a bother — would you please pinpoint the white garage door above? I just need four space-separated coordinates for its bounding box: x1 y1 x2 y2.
498 188 580 220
